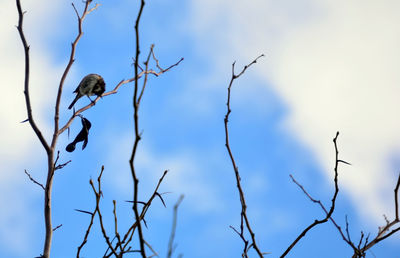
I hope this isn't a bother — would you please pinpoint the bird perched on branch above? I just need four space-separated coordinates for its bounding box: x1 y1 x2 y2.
68 73 106 109
65 116 92 152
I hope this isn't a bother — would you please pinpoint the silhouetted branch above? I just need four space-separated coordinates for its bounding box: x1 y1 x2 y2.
76 206 96 258
224 54 265 258
91 166 119 257
167 195 184 258
16 0 50 154
112 200 123 253
52 224 62 231
150 48 184 74
52 0 99 143
58 51 183 135
396 176 400 221
129 0 147 257
353 173 400 256
54 151 72 170
137 44 154 105
281 132 344 257
144 240 159 258
17 0 99 256
119 170 169 253
283 134 400 257
24 170 45 190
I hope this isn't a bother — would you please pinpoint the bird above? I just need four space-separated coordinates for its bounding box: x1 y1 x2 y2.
68 74 106 110
65 117 92 152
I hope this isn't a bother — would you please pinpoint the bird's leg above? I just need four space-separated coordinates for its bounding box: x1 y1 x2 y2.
86 95 96 105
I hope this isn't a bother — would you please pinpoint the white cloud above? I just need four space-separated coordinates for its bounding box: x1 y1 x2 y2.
103 134 223 214
0 0 66 255
189 0 400 223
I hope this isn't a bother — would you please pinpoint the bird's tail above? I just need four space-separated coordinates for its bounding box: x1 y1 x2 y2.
68 95 80 109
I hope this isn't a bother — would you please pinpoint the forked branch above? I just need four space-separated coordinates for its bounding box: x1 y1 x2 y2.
281 132 344 257
16 1 99 257
129 0 147 257
224 54 265 258
283 133 400 257
16 0 49 153
167 195 184 258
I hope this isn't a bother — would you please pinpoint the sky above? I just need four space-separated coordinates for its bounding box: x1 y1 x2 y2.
1 0 400 257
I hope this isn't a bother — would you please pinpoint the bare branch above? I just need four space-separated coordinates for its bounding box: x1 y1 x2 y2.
58 53 183 136
129 0 147 257
167 195 184 258
224 55 265 258
150 47 184 74
51 0 98 146
16 0 50 153
89 166 119 257
24 170 45 190
54 151 72 170
281 132 342 257
284 137 400 257
112 200 123 253
52 224 62 232
358 173 400 254
120 170 169 251
137 45 154 105
55 160 72 170
144 239 159 258
395 174 400 221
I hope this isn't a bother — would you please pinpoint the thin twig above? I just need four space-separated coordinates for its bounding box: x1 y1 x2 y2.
24 170 45 190
281 132 343 257
357 173 400 255
113 200 123 253
76 205 97 258
284 136 400 257
224 54 264 258
90 166 119 257
16 0 50 153
52 224 62 231
120 170 169 251
167 195 184 258
395 174 400 221
53 151 72 170
59 53 182 135
137 44 154 105
129 0 147 257
150 48 184 74
52 0 99 143
144 239 159 258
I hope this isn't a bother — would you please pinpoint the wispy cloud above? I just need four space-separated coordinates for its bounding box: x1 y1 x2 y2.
104 134 223 214
0 0 65 255
189 0 400 222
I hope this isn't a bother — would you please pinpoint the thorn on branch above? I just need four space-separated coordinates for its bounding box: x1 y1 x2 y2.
125 200 147 205
282 132 343 257
75 209 94 216
224 55 265 258
53 224 62 231
338 160 352 165
155 192 166 207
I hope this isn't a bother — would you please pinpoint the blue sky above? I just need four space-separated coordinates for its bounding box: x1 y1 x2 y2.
1 0 400 257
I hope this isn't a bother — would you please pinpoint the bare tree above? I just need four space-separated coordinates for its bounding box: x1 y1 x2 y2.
225 65 400 256
16 0 399 257
16 0 181 257
224 55 266 258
